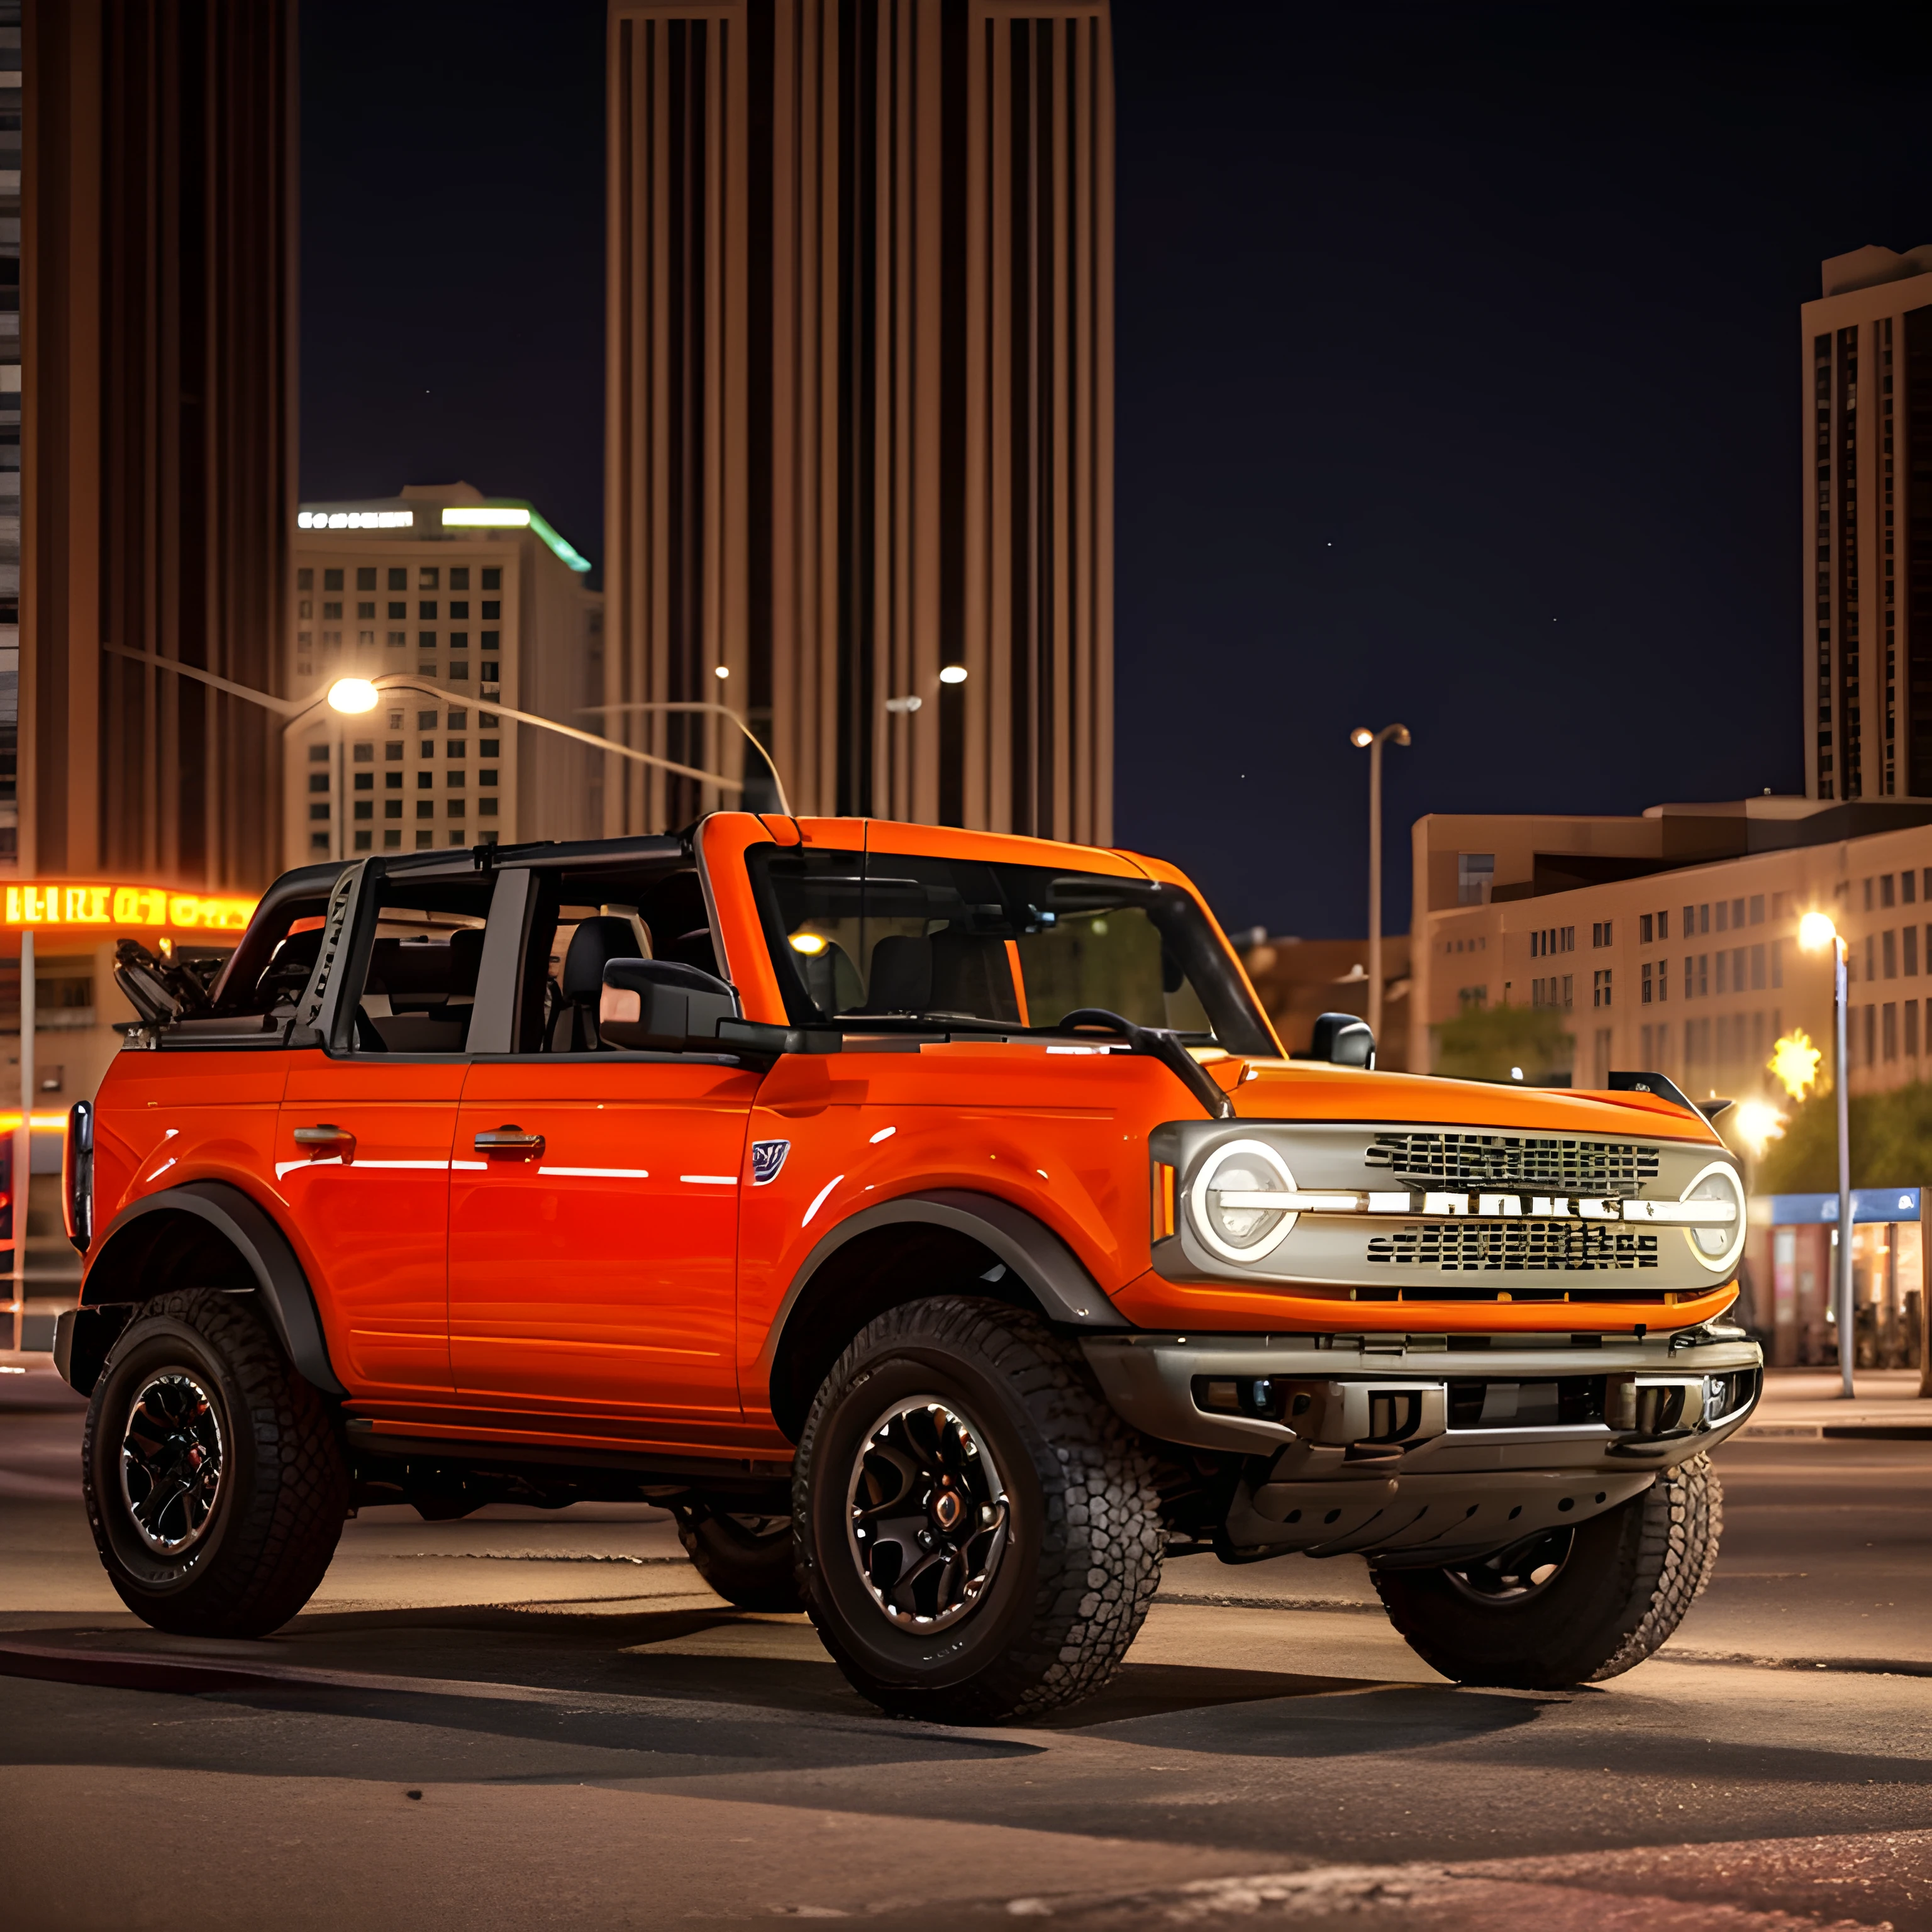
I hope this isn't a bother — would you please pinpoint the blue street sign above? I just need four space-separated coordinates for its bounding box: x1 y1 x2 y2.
1768 1187 1921 1226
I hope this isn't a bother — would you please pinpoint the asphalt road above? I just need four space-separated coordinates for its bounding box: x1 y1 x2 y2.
1 1364 1928 1932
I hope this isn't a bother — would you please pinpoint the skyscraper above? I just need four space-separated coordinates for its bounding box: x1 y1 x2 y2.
19 0 296 889
605 0 1113 840
1804 244 1932 802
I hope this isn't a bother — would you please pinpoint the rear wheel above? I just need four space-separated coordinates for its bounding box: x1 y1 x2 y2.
81 1287 350 1638
674 1504 801 1612
1372 1454 1722 1689
794 1296 1163 1724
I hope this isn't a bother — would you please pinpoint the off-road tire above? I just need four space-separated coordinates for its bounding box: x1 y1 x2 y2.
793 1295 1163 1724
1373 1453 1723 1689
674 1506 802 1613
82 1287 350 1638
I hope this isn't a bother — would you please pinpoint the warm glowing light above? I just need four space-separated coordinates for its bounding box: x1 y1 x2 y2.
1798 911 1839 952
441 506 530 528
1509 1065 1524 1080
713 663 730 679
1769 1028 1823 1102
1350 726 1374 748
789 931 829 956
1733 1098 1787 1159
3 884 256 932
297 509 412 530
328 679 380 714
938 665 969 685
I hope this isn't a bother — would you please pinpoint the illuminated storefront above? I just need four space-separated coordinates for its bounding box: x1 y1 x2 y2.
1759 1189 1924 1372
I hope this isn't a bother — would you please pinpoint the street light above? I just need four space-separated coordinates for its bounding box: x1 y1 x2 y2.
1349 723 1411 1043
1799 909 1855 1399
104 647 769 861
577 700 792 816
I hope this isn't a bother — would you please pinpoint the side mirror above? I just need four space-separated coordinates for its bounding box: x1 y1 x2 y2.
1309 1011 1375 1069
599 959 738 1050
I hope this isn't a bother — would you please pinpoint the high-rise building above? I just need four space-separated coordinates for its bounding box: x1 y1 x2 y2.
604 0 1114 840
286 483 603 866
19 0 297 888
1802 245 1932 802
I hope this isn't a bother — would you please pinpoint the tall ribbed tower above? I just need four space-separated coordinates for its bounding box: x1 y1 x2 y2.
605 0 1113 840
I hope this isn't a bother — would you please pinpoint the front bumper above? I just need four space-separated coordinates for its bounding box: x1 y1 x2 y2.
1081 1324 1762 1564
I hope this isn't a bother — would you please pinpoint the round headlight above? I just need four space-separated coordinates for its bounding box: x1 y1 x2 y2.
1188 1138 1299 1265
1680 1160 1746 1275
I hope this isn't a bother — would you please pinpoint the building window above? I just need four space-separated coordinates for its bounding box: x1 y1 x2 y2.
482 601 501 619
1751 942 1766 991
1562 974 1573 1008
1594 969 1612 1008
353 801 372 821
1730 897 1745 928
1864 879 1875 911
1592 920 1613 948
480 630 500 650
479 796 497 816
1911 1002 1922 1057
1714 901 1728 935
309 802 330 822
417 769 433 788
419 601 438 620
450 601 469 620
384 830 402 850
387 632 406 649
417 800 434 818
419 567 440 589
416 831 435 849
1865 1004 1877 1065
1772 938 1784 989
448 660 469 679
481 661 499 684
449 633 468 654
450 567 470 591
482 567 501 590
297 567 314 591
1641 962 1652 1003
478 767 498 787
447 799 466 819
1884 1002 1898 1062
1715 952 1727 996
357 601 375 619
384 801 401 819
447 769 465 787
1909 927 1921 977
479 738 499 758
324 568 343 591
388 601 407 619
311 833 330 853
323 601 342 619
1884 930 1899 979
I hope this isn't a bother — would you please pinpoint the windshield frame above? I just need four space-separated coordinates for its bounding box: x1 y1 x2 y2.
745 840 1277 1055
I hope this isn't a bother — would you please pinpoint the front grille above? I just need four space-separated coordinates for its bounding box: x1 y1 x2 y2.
1366 1220 1661 1272
1365 1132 1662 1197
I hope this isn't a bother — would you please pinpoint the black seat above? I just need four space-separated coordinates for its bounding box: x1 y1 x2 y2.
255 926 322 1007
552 915 644 1050
858 934 932 1014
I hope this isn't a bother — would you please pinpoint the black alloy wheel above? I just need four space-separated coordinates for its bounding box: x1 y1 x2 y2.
845 1395 1010 1631
118 1371 226 1555
793 1295 1163 1725
82 1286 350 1638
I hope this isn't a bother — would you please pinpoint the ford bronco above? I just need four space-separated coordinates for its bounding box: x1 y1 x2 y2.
55 814 1759 1721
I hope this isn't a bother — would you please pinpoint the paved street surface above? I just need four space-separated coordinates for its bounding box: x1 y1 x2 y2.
1 1360 1926 1931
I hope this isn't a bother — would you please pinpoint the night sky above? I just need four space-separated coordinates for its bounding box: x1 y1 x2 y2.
300 2 1932 940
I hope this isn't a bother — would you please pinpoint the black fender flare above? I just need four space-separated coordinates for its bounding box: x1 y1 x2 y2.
73 1179 346 1397
760 1188 1128 1428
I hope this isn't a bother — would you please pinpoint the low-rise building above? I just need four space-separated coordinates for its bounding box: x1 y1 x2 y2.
287 482 602 867
1409 795 1932 1099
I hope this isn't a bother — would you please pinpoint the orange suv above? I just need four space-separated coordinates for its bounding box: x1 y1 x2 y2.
55 815 1759 1721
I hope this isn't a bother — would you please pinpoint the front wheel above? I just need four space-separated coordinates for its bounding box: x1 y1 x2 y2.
81 1287 350 1638
1372 1453 1722 1689
794 1296 1163 1724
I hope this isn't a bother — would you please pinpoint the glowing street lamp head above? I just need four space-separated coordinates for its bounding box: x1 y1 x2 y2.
713 663 730 679
1797 911 1839 953
1350 726 1374 748
938 664 969 686
328 678 380 715
1731 1097 1787 1159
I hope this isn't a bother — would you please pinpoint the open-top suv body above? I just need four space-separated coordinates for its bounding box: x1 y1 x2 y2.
57 814 1758 1719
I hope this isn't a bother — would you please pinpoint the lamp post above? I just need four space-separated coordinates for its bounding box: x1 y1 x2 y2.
1348 723 1411 1043
103 648 761 857
1799 910 1855 1399
579 699 793 816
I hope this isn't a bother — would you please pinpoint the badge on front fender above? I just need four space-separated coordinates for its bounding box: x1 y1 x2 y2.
751 1139 791 1185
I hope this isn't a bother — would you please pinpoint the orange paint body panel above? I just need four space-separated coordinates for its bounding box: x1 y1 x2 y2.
448 1057 760 1416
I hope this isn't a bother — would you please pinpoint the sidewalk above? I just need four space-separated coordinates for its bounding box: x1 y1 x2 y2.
1741 1366 1932 1440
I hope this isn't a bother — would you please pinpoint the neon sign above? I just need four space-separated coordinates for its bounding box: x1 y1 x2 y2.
3 884 258 933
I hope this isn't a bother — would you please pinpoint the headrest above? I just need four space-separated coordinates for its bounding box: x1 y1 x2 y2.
370 929 486 999
658 926 719 974
563 915 643 1000
865 934 931 1014
930 928 1019 1023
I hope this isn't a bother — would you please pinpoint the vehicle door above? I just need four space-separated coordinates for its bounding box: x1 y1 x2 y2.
274 856 497 1399
447 858 760 1424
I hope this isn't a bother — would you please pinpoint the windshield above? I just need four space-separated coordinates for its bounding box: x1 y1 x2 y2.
747 845 1275 1052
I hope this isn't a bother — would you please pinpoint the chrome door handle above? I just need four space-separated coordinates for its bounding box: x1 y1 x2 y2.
292 1124 355 1161
475 1125 545 1157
